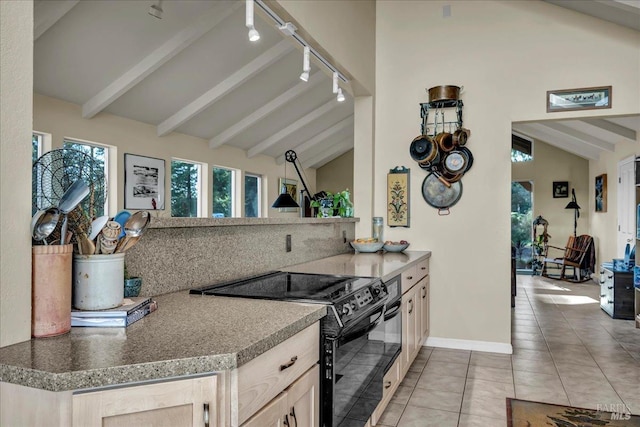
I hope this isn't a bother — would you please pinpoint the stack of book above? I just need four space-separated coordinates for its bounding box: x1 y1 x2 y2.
71 296 158 327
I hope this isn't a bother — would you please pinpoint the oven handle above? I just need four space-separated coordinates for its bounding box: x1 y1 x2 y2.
384 299 401 321
338 304 385 344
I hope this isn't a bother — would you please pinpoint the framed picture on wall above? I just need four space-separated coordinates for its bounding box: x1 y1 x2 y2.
124 153 165 210
552 181 568 198
547 86 611 113
595 174 607 212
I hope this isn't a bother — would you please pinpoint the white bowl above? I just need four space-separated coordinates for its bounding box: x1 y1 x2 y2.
350 241 384 253
383 242 410 252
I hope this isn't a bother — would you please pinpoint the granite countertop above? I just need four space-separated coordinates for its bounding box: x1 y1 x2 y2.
0 292 325 392
285 250 431 282
148 216 359 228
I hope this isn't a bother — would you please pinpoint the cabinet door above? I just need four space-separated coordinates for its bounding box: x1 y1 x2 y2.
72 375 216 427
400 286 418 375
286 365 320 427
241 392 288 427
418 277 429 344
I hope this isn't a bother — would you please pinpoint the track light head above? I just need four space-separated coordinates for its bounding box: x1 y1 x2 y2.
278 22 297 36
300 46 310 82
248 27 260 42
245 0 260 41
332 72 339 94
337 88 345 102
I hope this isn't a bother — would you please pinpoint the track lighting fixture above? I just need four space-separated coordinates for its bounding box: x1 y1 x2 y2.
278 22 297 36
299 46 310 82
332 72 345 102
148 1 163 19
246 0 260 42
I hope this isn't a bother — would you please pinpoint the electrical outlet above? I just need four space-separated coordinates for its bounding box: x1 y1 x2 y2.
286 234 292 252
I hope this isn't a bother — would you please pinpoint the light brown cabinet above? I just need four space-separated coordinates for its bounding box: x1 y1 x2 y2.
241 364 319 427
73 375 217 427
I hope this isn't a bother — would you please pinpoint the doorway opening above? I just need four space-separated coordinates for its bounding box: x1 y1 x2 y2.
512 180 534 274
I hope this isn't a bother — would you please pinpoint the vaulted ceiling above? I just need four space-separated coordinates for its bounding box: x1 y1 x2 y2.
34 1 638 167
34 0 354 169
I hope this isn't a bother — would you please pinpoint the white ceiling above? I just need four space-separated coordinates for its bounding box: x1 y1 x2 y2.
34 1 638 166
34 0 354 168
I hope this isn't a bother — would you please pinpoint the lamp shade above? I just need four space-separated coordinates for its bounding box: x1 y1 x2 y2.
272 192 299 208
564 201 580 210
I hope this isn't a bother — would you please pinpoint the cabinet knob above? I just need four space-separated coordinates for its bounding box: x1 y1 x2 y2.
608 286 613 290
407 276 413 280
280 356 298 371
384 380 392 389
290 406 298 427
408 299 414 314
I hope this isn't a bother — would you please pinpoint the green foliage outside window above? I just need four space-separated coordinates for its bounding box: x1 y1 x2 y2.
244 175 259 218
212 167 232 217
511 181 533 269
171 160 199 217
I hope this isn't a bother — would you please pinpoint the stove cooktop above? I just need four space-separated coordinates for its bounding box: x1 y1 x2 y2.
189 271 379 304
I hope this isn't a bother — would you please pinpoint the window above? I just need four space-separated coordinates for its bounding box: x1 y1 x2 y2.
63 139 109 217
244 173 261 217
171 159 202 217
512 133 533 162
32 133 42 163
212 167 235 217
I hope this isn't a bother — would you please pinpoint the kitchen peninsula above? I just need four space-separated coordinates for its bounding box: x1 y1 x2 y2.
0 250 431 426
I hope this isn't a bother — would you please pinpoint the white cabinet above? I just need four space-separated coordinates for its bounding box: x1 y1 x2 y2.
241 365 319 427
73 375 217 427
400 285 419 376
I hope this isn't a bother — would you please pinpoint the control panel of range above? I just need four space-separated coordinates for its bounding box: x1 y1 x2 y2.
336 282 387 323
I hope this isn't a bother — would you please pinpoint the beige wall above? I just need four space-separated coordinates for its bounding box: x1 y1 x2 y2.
273 0 375 96
34 94 316 218
512 139 590 250
316 150 354 200
589 140 639 267
0 0 33 347
375 0 640 349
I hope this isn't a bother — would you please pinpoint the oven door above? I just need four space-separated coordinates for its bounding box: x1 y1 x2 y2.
323 303 387 427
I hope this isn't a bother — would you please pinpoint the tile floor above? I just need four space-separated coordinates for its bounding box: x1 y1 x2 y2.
376 274 640 427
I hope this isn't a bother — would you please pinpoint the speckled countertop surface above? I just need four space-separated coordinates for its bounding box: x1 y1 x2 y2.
285 250 431 282
0 292 325 392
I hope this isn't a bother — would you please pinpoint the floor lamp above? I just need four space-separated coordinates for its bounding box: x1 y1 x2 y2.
565 188 580 237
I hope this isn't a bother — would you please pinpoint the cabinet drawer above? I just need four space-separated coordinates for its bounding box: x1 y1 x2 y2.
401 265 418 294
371 358 400 426
237 323 319 425
415 259 429 281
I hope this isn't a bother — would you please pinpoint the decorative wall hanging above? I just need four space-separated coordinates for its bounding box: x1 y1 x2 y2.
387 166 410 227
552 181 569 198
547 86 611 113
124 153 165 210
595 174 607 212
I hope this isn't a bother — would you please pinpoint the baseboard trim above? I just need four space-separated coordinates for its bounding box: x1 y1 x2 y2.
424 336 513 354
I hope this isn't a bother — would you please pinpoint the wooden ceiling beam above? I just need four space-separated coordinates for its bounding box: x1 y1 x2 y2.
276 116 353 164
247 99 338 158
82 2 241 119
157 39 293 137
302 138 353 169
542 122 615 152
512 123 601 160
209 72 324 149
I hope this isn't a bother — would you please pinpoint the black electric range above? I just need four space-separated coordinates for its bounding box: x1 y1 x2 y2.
190 271 395 427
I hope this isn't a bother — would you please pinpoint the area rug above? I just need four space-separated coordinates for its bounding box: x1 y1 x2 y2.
507 398 640 426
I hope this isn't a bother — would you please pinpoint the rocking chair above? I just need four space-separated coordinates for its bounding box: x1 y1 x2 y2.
542 235 594 282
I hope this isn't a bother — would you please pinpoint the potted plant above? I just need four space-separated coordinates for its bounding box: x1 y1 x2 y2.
310 189 353 218
124 263 142 298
